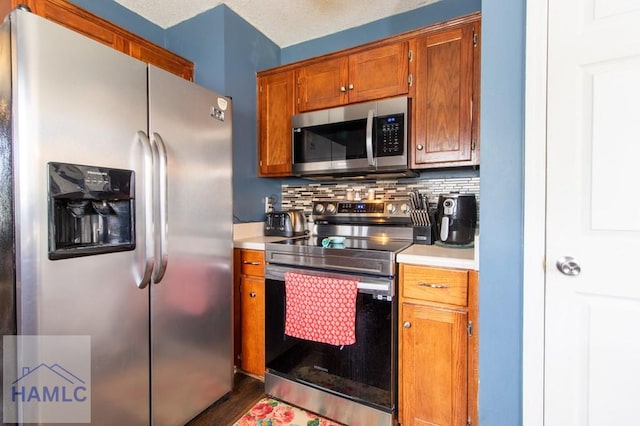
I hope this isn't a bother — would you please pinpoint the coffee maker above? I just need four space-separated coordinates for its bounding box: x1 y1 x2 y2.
436 193 477 245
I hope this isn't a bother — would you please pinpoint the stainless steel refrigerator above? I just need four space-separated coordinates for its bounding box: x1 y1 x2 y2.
0 9 233 425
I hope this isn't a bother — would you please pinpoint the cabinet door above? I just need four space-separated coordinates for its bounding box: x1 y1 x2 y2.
296 43 409 112
296 56 348 112
401 302 468 426
240 275 265 377
411 22 478 168
348 42 409 103
257 70 295 176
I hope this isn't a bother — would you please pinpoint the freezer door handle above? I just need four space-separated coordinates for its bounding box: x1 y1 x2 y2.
151 132 169 283
137 131 155 289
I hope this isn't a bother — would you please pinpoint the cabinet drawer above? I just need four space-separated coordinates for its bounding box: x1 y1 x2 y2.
240 250 265 277
401 265 468 306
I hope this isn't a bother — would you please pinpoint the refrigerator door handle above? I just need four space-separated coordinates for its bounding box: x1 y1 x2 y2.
137 131 155 288
151 132 169 283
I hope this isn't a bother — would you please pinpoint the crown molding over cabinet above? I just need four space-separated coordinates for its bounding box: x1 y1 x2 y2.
0 0 194 80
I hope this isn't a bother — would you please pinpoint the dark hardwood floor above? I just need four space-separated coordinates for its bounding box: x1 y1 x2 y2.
186 372 264 426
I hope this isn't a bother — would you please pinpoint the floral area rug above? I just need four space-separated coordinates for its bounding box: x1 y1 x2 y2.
232 397 343 426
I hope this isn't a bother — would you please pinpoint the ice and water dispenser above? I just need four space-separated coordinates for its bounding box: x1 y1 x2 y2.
48 162 135 259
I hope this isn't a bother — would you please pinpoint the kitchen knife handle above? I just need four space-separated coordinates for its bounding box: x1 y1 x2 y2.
151 132 169 284
136 131 155 289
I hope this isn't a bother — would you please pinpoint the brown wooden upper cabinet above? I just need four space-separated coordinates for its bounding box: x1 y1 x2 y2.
0 0 194 80
257 70 296 177
256 12 481 177
409 20 480 169
296 42 409 112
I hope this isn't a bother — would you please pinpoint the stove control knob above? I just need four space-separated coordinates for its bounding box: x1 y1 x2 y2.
314 203 325 214
400 203 410 214
386 203 397 214
326 203 337 214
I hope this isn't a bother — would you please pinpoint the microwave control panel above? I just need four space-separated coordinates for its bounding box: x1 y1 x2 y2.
375 113 404 156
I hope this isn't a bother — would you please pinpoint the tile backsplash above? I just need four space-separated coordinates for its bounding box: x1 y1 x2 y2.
280 177 480 215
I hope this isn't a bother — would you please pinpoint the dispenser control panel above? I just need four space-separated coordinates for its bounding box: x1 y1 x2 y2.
48 162 135 260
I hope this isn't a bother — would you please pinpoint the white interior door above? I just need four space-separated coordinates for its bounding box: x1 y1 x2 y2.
545 0 640 424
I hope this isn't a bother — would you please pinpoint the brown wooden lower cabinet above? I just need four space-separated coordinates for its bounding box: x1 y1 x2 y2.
234 249 265 378
399 264 478 426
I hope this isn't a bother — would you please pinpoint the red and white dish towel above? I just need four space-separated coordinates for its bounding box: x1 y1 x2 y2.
284 272 358 346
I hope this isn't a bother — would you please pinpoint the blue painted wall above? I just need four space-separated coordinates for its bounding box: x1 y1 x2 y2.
59 1 528 424
164 8 225 91
478 0 525 424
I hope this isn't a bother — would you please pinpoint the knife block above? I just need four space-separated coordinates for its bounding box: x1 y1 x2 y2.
413 225 435 245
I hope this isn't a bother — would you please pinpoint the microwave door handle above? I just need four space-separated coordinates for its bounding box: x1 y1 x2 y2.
366 109 375 167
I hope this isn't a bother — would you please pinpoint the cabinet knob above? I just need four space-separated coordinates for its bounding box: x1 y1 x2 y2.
416 144 424 151
249 292 257 298
348 83 354 90
403 321 411 329
340 86 347 92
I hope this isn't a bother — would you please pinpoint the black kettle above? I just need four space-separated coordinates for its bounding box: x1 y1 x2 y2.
436 193 477 245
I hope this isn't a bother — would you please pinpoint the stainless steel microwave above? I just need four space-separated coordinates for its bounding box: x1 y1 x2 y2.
291 96 416 179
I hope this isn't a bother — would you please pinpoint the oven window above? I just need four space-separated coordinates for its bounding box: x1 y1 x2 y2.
265 278 395 411
293 118 368 163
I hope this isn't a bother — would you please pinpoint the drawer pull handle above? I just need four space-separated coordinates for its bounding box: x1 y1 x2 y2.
243 261 261 265
418 282 450 289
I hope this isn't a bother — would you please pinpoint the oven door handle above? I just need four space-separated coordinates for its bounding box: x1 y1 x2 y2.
265 265 392 294
357 282 390 292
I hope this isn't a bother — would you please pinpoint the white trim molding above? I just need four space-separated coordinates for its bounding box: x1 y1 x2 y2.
522 0 548 424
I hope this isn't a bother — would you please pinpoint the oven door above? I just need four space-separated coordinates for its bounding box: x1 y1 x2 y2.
264 264 397 413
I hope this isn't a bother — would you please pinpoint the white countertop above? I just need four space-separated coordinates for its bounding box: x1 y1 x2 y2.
234 235 289 250
397 243 477 270
233 221 290 250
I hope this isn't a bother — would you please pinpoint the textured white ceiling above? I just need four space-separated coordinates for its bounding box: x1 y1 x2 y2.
112 0 440 47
